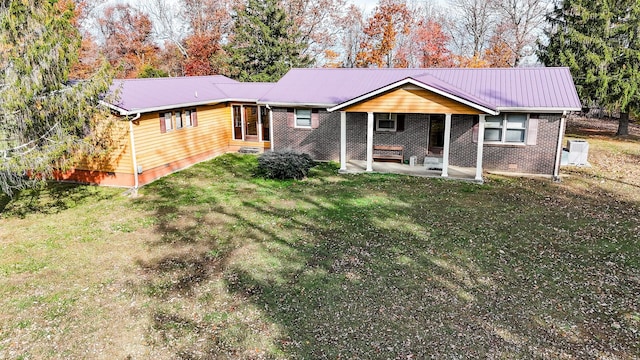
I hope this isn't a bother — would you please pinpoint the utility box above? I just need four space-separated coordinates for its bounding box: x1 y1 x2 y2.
409 156 417 166
566 140 589 166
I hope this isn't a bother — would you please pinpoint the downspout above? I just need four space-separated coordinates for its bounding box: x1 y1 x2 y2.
266 104 274 151
553 111 567 181
128 113 141 190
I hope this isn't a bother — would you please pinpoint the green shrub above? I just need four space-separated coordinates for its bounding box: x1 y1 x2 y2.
257 150 315 180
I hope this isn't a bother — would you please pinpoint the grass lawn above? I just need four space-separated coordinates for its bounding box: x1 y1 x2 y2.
1 117 638 359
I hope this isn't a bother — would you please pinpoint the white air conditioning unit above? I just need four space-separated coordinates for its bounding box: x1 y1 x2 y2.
566 140 589 166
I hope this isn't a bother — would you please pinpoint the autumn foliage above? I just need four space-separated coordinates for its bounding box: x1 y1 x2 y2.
61 0 556 80
356 0 411 68
98 4 158 78
183 34 220 76
414 19 453 68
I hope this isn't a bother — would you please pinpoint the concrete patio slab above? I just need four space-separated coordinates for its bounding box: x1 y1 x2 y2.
341 160 480 182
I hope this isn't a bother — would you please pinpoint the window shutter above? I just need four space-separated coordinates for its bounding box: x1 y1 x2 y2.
526 117 538 145
191 109 198 127
311 109 320 129
472 123 479 143
396 114 405 132
160 114 166 133
287 109 295 128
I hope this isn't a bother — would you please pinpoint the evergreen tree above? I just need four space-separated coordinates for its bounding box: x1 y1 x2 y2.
225 0 310 82
0 0 112 196
539 0 640 135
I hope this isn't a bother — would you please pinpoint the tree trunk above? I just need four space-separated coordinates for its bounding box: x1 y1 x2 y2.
616 112 630 136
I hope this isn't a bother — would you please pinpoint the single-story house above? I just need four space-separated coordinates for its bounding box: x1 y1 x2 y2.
58 67 581 187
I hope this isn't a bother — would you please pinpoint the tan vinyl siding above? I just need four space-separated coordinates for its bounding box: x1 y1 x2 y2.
75 117 133 174
345 88 483 115
133 104 231 172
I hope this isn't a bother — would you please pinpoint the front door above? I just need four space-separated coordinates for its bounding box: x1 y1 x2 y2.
244 106 259 141
261 107 270 141
428 114 445 155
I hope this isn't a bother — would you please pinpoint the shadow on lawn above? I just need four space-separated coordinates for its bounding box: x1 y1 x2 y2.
0 182 113 218
135 156 640 359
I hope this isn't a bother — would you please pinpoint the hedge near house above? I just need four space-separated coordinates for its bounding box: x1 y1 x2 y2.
257 150 315 180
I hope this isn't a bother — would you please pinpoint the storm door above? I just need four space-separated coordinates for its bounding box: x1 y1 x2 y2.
244 105 259 141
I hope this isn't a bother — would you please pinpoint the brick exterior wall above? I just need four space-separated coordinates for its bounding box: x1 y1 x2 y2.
272 110 430 162
450 115 478 167
346 113 366 161
344 113 430 162
483 114 561 175
272 108 340 160
449 114 562 175
273 108 562 175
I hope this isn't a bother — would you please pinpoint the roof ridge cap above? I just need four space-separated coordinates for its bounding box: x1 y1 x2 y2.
113 75 233 82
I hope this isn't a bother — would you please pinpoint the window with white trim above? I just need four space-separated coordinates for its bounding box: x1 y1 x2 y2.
485 113 527 144
175 110 183 129
295 109 312 128
184 110 193 127
160 109 197 133
375 113 397 131
163 112 173 132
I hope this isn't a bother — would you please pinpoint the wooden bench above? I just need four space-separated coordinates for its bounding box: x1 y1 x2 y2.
372 145 404 163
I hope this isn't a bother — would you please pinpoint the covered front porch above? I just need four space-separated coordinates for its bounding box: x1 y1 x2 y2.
341 160 478 181
328 79 496 183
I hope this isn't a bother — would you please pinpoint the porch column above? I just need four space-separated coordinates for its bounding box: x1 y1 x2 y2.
340 111 347 171
441 113 452 177
475 114 486 181
366 111 374 172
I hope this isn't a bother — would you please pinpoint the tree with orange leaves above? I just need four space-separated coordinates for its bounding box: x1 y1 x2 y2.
98 4 159 78
453 54 489 68
414 19 453 68
180 0 235 76
356 0 411 68
483 23 515 67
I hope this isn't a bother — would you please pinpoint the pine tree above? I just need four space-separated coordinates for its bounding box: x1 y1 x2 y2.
225 0 310 82
0 0 112 196
539 0 640 135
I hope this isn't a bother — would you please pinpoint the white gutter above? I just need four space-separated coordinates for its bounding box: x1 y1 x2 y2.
553 111 567 181
257 101 336 109
497 107 581 113
102 98 267 117
128 113 141 190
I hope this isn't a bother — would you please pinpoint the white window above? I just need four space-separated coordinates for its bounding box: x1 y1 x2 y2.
295 109 312 128
175 110 183 129
164 112 173 132
485 113 527 144
375 113 397 131
184 110 192 127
